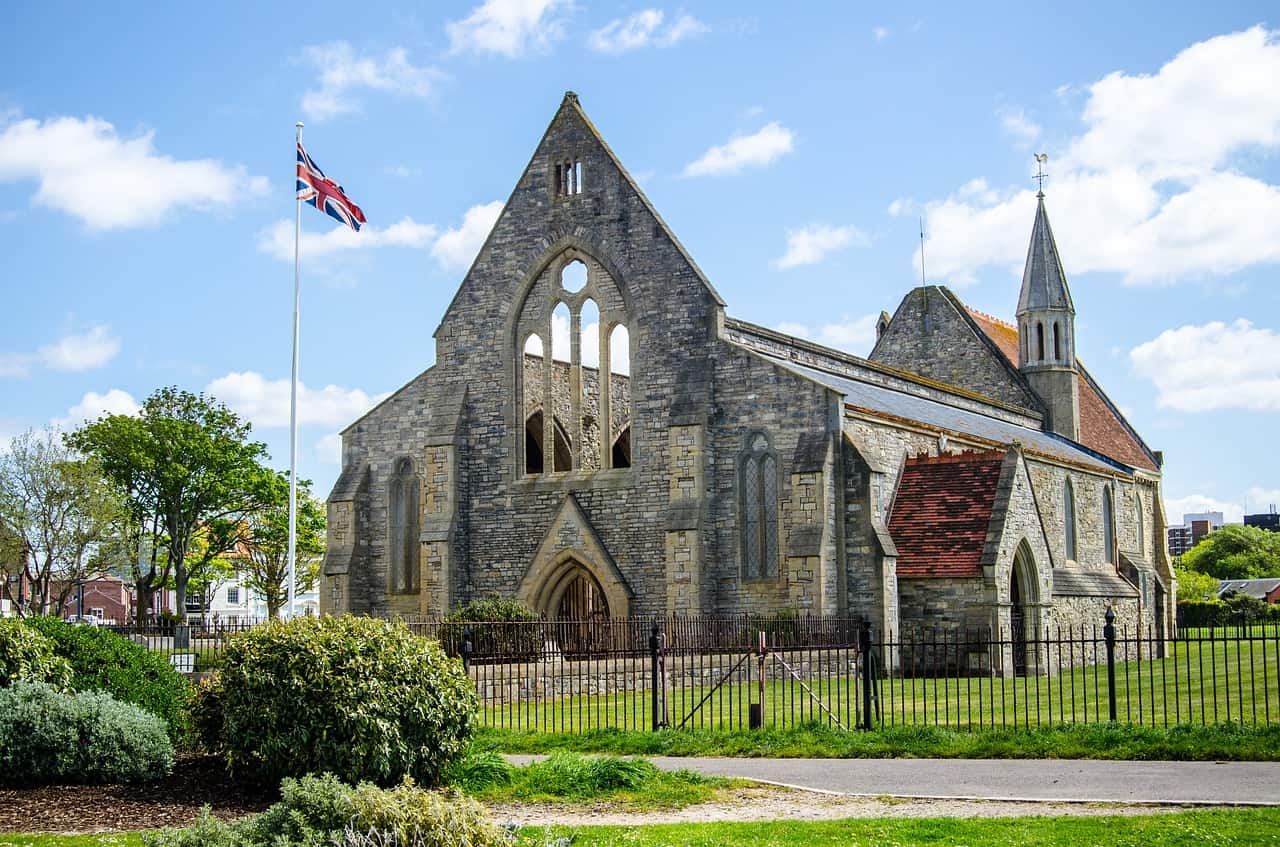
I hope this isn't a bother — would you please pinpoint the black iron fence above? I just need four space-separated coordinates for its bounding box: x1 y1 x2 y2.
103 612 1280 732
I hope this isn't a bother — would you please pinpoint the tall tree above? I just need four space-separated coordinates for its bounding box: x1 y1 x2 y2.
0 428 121 616
67 387 272 623
1182 524 1280 581
240 473 325 619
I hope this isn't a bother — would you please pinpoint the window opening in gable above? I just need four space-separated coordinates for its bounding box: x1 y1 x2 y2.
579 298 602 471
550 302 573 471
523 334 546 474
555 159 583 197
739 431 780 580
561 259 587 293
609 323 631 468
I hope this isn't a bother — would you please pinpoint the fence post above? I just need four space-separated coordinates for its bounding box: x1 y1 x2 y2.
461 626 472 674
1103 606 1117 722
649 622 661 732
859 620 873 731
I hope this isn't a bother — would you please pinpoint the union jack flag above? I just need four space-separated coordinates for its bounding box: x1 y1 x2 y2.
296 143 366 232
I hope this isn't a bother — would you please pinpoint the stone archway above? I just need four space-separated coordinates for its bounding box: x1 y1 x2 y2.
1008 540 1039 677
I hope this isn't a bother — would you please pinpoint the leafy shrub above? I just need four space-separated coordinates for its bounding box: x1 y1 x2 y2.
143 774 510 847
0 680 174 785
441 597 543 663
190 674 225 753
212 615 478 786
22 616 191 743
0 617 71 689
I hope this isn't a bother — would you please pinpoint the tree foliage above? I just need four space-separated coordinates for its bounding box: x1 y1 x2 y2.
238 474 325 619
0 428 121 616
1181 524 1280 580
1174 567 1220 604
67 387 272 622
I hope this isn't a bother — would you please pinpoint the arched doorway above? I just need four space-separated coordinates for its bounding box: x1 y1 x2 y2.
543 560 610 658
1009 542 1037 677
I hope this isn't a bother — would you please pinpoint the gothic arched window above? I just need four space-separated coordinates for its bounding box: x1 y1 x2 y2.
1135 493 1145 555
1036 322 1045 361
739 431 780 580
1053 322 1062 361
388 458 419 593
1102 484 1116 565
516 251 633 476
1063 478 1077 563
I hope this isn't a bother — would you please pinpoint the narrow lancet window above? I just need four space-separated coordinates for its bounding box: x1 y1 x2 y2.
1103 485 1116 564
1063 479 1076 562
388 458 419 593
609 323 631 469
739 432 780 579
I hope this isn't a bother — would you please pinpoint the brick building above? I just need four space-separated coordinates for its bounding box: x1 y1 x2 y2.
322 93 1175 655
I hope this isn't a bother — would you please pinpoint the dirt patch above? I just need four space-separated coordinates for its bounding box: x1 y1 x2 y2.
489 784 1194 827
0 754 274 835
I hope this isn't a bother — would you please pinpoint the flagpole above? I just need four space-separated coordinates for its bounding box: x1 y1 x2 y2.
288 121 303 621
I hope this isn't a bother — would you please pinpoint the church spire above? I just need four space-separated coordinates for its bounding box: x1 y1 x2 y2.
1016 173 1079 441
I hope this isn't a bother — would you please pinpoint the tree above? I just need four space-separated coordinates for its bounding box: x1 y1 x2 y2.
1181 524 1280 581
0 429 121 616
67 387 272 623
1174 567 1219 604
240 473 325 619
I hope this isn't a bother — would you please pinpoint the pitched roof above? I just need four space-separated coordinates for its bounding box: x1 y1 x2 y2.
1018 195 1075 315
963 307 1159 472
889 451 1007 578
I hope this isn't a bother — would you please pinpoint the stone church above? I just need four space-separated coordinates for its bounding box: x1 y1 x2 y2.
321 92 1175 644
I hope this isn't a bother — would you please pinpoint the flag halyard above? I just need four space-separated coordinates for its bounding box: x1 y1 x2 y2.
296 143 367 232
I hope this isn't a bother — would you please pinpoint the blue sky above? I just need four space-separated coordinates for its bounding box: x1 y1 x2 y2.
2 2 1278 524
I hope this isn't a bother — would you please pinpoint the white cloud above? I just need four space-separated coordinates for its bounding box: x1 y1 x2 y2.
206 372 388 428
316 432 343 465
0 325 120 378
772 223 867 269
431 201 504 271
299 42 443 121
52 388 140 430
1129 319 1280 412
588 9 707 53
776 314 879 355
384 164 421 178
872 26 890 42
446 0 571 58
37 325 120 372
683 122 795 177
998 107 1040 147
1164 493 1243 526
0 115 268 230
258 216 438 262
915 27 1280 286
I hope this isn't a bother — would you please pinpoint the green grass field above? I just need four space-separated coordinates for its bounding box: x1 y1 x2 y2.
6 810 1280 847
475 632 1280 732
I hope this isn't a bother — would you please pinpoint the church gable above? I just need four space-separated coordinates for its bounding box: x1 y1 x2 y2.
870 286 1043 412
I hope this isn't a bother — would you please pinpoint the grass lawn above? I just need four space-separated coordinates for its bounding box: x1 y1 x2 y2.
477 632 1280 732
517 809 1280 846
7 810 1280 847
477 720 1280 761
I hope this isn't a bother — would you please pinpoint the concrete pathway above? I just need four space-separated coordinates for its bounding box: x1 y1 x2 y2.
508 756 1280 805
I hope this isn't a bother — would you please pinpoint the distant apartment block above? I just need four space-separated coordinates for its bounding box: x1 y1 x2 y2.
1245 507 1279 533
1168 511 1226 559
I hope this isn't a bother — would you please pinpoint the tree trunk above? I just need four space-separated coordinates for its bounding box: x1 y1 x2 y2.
134 576 154 627
174 559 188 623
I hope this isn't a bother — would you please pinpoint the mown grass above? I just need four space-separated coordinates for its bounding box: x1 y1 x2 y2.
516 809 1280 846
478 633 1280 732
477 720 1280 761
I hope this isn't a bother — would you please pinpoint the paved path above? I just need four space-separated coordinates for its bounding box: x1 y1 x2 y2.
509 756 1280 805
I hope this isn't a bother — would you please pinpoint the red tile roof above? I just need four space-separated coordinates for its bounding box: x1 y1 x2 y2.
889 451 1006 579
964 307 1158 472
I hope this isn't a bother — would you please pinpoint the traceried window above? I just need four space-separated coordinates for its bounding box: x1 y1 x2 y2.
739 431 780 580
388 458 420 593
516 251 633 476
1063 479 1077 563
1102 484 1116 565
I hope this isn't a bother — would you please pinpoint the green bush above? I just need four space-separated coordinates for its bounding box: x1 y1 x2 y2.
189 674 225 753
0 680 174 785
0 617 71 689
212 615 478 786
143 774 510 847
442 596 543 662
22 616 191 743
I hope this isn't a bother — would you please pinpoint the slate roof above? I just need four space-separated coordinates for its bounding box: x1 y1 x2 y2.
763 355 1126 474
889 451 1006 578
1217 578 1280 601
964 309 1159 472
1018 195 1075 314
1052 568 1140 598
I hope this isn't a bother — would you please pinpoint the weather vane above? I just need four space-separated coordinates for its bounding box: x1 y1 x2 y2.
1034 153 1049 196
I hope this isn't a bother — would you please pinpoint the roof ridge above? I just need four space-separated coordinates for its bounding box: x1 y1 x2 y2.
905 449 1007 467
965 306 1017 331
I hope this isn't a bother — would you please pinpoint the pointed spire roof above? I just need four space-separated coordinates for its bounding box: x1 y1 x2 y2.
1017 194 1074 316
